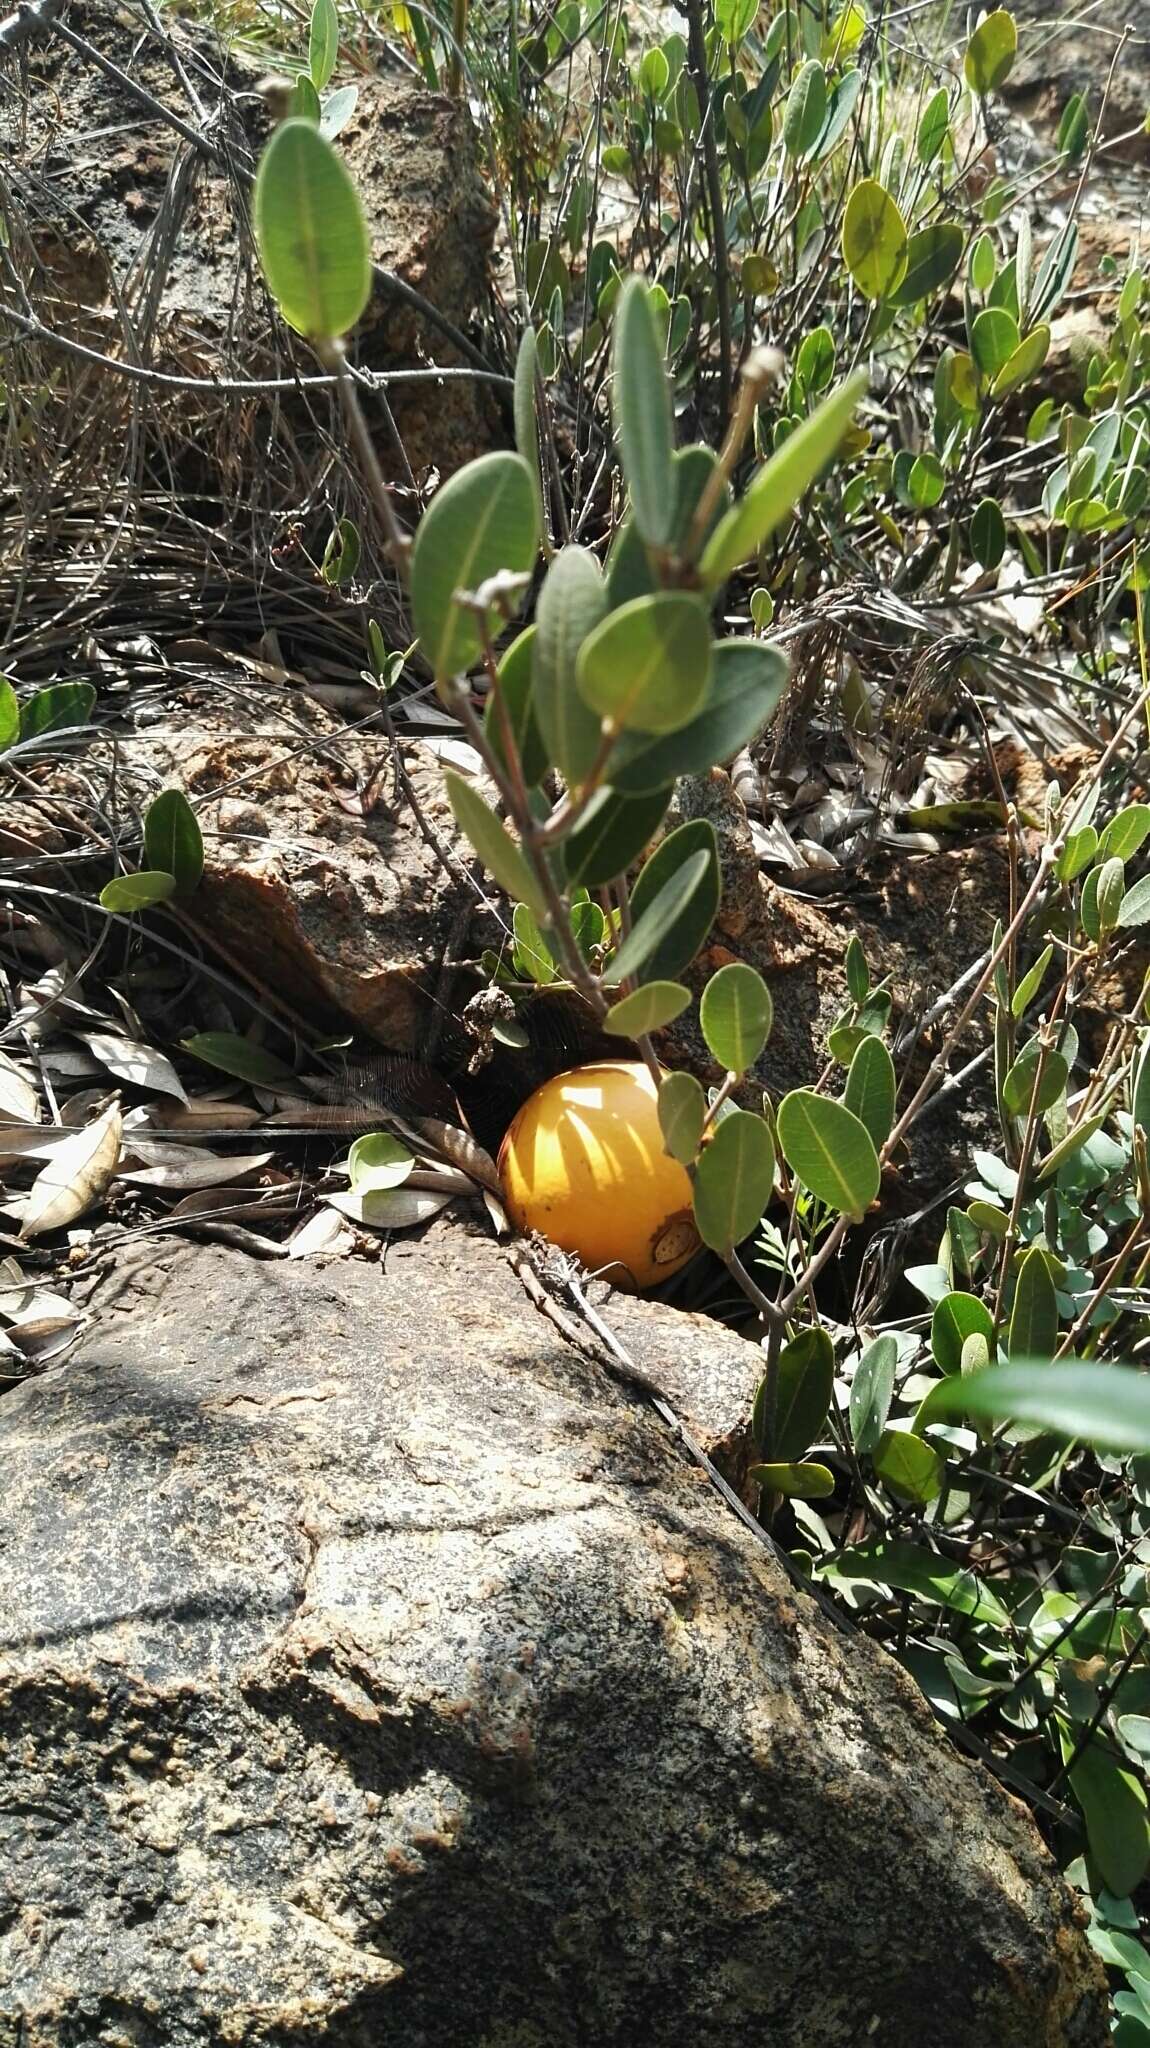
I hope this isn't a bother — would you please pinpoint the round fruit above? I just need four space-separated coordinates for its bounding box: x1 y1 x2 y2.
498 1060 700 1293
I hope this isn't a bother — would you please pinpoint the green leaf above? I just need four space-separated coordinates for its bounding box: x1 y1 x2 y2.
1064 1734 1150 1901
777 1089 880 1216
100 871 178 913
873 1428 944 1504
1036 1112 1108 1181
970 496 1007 570
1031 221 1078 323
841 178 908 300
749 1460 834 1500
20 680 95 740
1120 874 1150 928
625 819 721 980
606 850 712 985
143 789 204 897
320 82 358 138
932 1291 995 1376
181 1032 296 1087
320 515 361 586
991 322 1050 399
486 627 547 789
607 445 730 607
513 325 546 549
1011 942 1053 1016
844 934 869 1003
964 8 1017 93
1057 823 1099 881
604 982 692 1036
533 544 609 780
253 118 370 341
843 1036 895 1147
1058 89 1089 159
1002 1040 1068 1118
757 1323 834 1461
889 222 963 307
348 1131 414 1191
611 639 787 795
291 75 321 122
612 277 675 548
0 675 18 748
916 85 950 164
658 1069 706 1163
850 1333 897 1455
414 467 537 688
577 593 712 734
918 1360 1150 1452
1134 1032 1150 1135
821 1537 1010 1626
692 1108 775 1252
700 962 773 1073
783 58 827 157
512 901 557 984
444 768 548 920
562 785 671 887
699 372 867 587
308 0 339 89
1101 804 1150 862
971 305 1020 378
1008 1245 1059 1361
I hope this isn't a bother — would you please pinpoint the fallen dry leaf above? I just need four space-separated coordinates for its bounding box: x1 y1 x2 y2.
326 1187 456 1230
287 1207 356 1260
0 1054 39 1125
116 1151 275 1192
79 1031 188 1103
20 1099 123 1239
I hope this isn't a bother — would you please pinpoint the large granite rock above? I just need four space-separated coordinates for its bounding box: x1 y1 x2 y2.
0 1217 1106 2046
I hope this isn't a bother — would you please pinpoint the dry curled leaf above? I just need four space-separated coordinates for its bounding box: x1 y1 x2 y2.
20 1099 123 1239
287 1206 356 1260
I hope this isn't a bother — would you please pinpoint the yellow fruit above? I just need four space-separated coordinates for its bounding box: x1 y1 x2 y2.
498 1060 700 1293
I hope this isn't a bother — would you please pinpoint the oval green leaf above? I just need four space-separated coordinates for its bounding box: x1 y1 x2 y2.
658 1068 706 1163
0 675 17 749
253 118 370 341
577 593 712 735
873 1426 944 1504
931 1290 995 1377
348 1131 414 1191
20 680 96 740
692 1107 775 1252
100 871 178 913
181 1032 296 1086
754 1322 835 1461
1008 1244 1059 1362
611 639 787 795
604 982 692 1037
842 178 908 300
964 8 1017 94
843 1035 895 1147
889 222 963 307
444 768 548 920
606 849 712 985
562 785 672 887
777 1088 880 1216
486 627 548 788
699 961 773 1073
625 818 721 980
533 544 609 781
144 789 204 897
748 1460 834 1500
411 452 539 682
850 1332 897 1455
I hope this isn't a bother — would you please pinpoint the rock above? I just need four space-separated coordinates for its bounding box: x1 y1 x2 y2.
1005 0 1150 161
11 0 499 480
0 1220 1107 2046
128 683 493 1052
